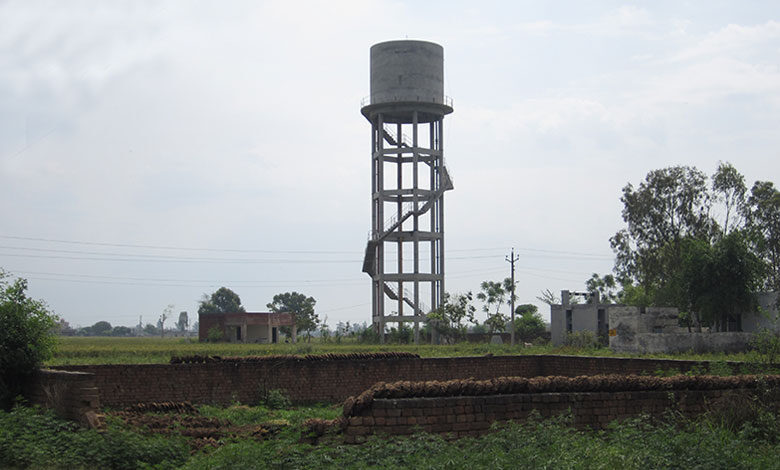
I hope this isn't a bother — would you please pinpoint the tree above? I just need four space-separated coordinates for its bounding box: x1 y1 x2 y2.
512 304 546 341
0 271 57 409
90 321 113 336
585 273 620 303
712 161 747 236
608 163 773 321
198 287 245 315
745 181 780 292
143 323 158 336
54 318 75 336
610 166 715 293
670 233 763 331
426 292 477 343
536 289 560 306
158 304 173 338
476 278 514 333
110 326 133 337
267 292 318 341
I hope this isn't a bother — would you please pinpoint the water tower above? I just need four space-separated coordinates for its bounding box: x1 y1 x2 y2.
361 40 454 344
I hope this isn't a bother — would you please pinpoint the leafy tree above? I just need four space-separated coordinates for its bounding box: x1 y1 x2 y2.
477 278 515 332
585 273 620 303
267 292 318 341
659 232 763 331
712 161 747 236
745 180 780 292
143 323 158 336
110 326 133 336
54 318 75 336
426 292 477 343
610 166 715 293
90 321 113 336
0 271 58 409
198 287 245 315
512 304 546 341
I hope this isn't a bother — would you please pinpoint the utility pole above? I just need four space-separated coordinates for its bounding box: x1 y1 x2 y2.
506 248 519 346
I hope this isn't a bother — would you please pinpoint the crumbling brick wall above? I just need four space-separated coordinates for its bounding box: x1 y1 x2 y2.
25 369 102 428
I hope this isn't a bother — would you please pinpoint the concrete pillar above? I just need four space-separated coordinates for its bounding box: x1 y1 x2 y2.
561 290 570 306
292 324 297 343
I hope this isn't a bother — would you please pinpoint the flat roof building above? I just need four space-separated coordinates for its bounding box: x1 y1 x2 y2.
198 312 296 343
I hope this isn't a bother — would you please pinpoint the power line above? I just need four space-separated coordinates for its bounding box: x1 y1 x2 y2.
0 234 613 259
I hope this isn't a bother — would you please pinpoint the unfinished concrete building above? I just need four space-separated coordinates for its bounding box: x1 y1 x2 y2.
361 40 454 343
198 312 296 343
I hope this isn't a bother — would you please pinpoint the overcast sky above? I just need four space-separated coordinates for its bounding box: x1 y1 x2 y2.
2 1 779 329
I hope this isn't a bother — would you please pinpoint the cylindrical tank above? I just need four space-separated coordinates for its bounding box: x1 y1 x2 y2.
370 40 444 105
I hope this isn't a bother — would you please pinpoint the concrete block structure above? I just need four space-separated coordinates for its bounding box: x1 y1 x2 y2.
361 40 454 343
549 290 611 345
198 312 296 343
741 291 779 333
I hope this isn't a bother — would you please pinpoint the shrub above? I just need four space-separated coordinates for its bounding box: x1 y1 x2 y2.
750 328 780 364
358 326 381 343
259 389 291 410
564 330 601 349
206 326 223 343
0 272 58 410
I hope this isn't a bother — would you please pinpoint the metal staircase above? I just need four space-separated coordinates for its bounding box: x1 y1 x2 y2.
362 164 453 276
362 124 454 319
383 283 429 315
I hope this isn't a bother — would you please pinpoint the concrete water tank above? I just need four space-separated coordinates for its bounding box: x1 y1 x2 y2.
370 40 445 105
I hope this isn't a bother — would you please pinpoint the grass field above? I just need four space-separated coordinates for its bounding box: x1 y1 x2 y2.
3 402 779 469
47 336 762 365
10 337 776 469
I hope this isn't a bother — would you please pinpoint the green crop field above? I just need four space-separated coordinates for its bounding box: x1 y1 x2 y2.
47 336 761 366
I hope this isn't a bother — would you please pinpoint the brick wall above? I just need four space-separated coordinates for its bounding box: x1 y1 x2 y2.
54 356 542 407
48 354 741 409
537 355 727 376
25 369 102 428
343 388 743 442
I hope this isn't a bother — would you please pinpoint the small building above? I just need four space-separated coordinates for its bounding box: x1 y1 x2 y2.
198 312 296 343
550 290 612 346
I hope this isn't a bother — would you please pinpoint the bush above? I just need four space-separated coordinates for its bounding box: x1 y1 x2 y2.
564 330 601 349
358 326 381 343
206 326 224 343
751 328 780 364
387 324 414 344
0 272 57 410
259 389 291 409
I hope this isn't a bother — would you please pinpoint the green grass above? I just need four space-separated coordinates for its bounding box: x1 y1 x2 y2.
47 336 764 366
5 403 778 470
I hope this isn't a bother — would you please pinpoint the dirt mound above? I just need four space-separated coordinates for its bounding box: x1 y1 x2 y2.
171 351 420 364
